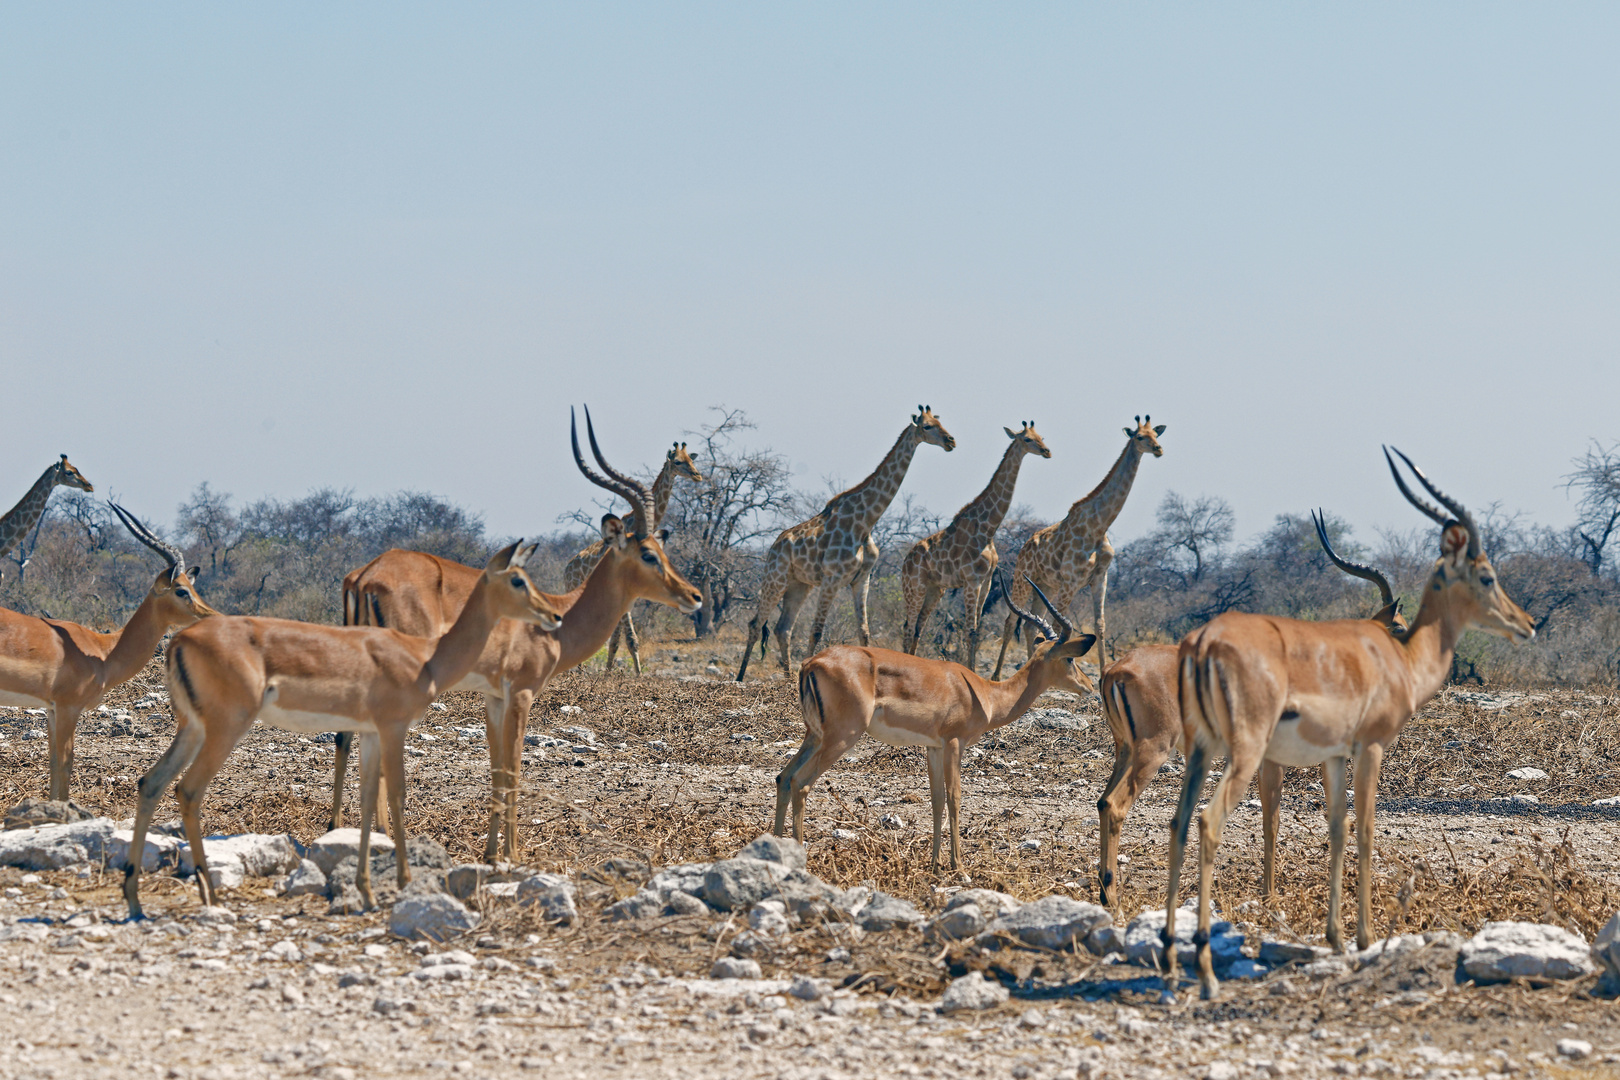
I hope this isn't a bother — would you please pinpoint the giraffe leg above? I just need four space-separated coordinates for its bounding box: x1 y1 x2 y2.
1090 538 1115 674
851 539 877 646
990 611 1018 680
806 580 841 658
603 618 623 672
738 558 790 681
900 550 927 654
622 612 642 676
773 582 813 673
908 586 943 657
962 569 994 672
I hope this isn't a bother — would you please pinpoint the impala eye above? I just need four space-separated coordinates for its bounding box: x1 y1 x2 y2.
1480 576 1494 588
511 577 525 588
176 589 190 600
642 551 660 565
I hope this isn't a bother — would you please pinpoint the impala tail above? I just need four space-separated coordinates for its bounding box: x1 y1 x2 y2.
798 666 826 740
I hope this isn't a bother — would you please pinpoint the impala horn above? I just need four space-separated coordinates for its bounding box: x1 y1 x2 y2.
1383 447 1480 558
1312 509 1396 609
999 570 1060 646
572 406 657 539
1026 575 1074 645
109 502 185 581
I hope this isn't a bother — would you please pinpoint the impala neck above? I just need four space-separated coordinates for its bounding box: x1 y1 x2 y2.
97 596 175 689
424 574 505 696
1064 438 1144 535
554 555 637 671
967 661 1051 732
1397 588 1466 706
824 425 922 538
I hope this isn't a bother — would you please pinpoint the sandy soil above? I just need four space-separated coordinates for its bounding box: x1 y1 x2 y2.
0 644 1616 1079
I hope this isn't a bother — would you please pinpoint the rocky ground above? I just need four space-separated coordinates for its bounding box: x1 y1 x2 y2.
0 644 1618 1079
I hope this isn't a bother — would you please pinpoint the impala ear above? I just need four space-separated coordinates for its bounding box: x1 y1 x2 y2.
1055 634 1098 659
489 541 522 571
508 541 539 570
187 565 201 582
1153 424 1167 436
658 526 672 544
1439 523 1469 561
600 514 629 550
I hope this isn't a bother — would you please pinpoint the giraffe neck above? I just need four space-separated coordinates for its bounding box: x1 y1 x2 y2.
949 439 1028 548
823 425 922 540
644 459 680 533
1061 439 1144 540
0 462 63 561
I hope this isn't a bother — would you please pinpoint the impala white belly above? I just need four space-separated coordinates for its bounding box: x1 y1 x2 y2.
453 671 497 696
867 710 943 749
0 691 48 710
1265 717 1350 768
257 702 374 736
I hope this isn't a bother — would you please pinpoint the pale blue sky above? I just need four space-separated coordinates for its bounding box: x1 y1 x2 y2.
4 5 1617 546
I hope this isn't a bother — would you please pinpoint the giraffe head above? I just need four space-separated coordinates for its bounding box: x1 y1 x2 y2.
1123 416 1166 458
666 442 706 484
912 405 957 451
54 455 94 494
1002 421 1052 459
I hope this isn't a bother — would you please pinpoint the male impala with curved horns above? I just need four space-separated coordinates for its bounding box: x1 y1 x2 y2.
0 504 218 799
1163 449 1533 1000
1093 510 1408 908
122 542 563 919
338 408 703 861
775 572 1096 871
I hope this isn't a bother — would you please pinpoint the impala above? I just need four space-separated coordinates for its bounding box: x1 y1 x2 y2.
1093 510 1408 907
337 409 703 860
775 572 1096 871
121 542 562 918
1163 450 1533 1000
0 504 218 799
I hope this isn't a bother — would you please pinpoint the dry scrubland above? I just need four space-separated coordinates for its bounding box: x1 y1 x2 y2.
0 642 1617 1079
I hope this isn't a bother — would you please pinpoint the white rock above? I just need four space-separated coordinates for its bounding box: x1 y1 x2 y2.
1556 1038 1592 1060
931 902 987 939
283 859 328 898
788 975 824 1001
1505 767 1548 781
267 940 302 962
1124 905 1244 971
1592 911 1620 981
667 891 710 917
940 972 1009 1013
106 829 183 873
829 829 859 841
1018 838 1042 852
858 891 925 931
1205 1062 1242 1080
420 949 477 967
979 896 1111 953
945 889 1023 921
178 833 301 880
710 957 762 980
748 900 791 938
516 874 577 923
1594 795 1620 807
736 833 807 871
307 829 395 876
0 818 115 870
1460 921 1596 982
389 890 479 941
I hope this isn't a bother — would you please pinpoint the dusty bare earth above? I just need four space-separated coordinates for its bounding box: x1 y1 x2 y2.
0 642 1617 1080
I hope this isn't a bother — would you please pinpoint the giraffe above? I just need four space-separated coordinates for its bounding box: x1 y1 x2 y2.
736 406 956 681
990 415 1166 679
900 421 1051 670
560 441 705 673
0 456 95 571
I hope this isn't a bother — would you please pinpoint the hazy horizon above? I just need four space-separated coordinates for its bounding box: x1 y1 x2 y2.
5 5 1617 550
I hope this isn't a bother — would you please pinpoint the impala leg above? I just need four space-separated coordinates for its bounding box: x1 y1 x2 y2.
622 613 642 676
774 740 816 837
46 704 77 803
926 745 946 870
1354 743 1385 951
500 691 535 862
330 731 353 831
1162 742 1208 991
945 738 963 871
379 727 411 889
1196 744 1262 1001
1095 737 1133 908
175 723 249 911
355 732 383 911
1321 756 1349 953
481 693 506 864
1259 759 1284 898
787 733 863 842
123 720 206 920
